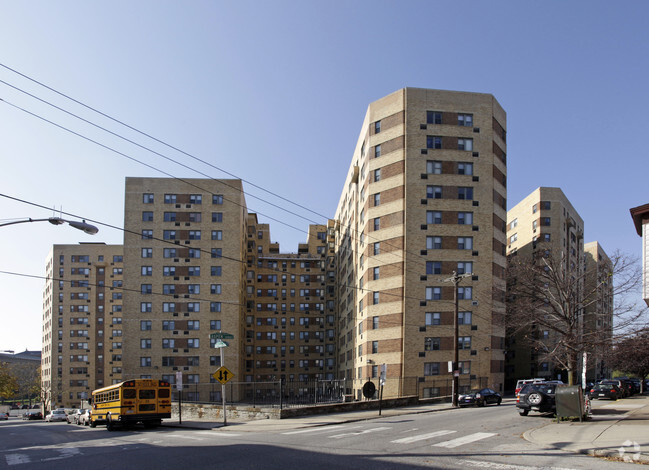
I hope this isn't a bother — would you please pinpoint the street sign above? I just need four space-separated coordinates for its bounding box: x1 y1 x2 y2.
213 366 235 384
176 371 183 391
213 340 229 348
209 332 234 340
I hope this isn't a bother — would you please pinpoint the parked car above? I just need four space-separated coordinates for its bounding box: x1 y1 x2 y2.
77 409 91 426
459 388 502 407
600 379 629 398
588 383 620 400
514 378 547 395
516 382 561 416
0 412 9 420
45 409 68 422
22 411 43 420
67 409 83 424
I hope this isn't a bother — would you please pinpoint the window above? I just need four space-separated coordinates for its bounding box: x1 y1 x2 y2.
427 111 442 124
212 230 223 240
372 316 379 329
425 287 442 300
210 320 222 330
425 337 440 351
458 114 473 127
458 237 473 250
211 248 222 258
140 339 151 349
374 144 381 158
187 302 200 312
141 266 152 276
543 233 551 242
426 211 442 224
427 136 442 149
458 311 472 325
427 160 442 174
162 302 175 313
163 212 176 222
542 201 551 210
374 169 381 182
164 194 177 204
373 218 380 231
189 212 202 222
189 194 202 204
458 361 471 374
188 266 200 276
374 120 381 133
457 262 472 274
163 266 176 276
372 292 379 305
458 287 472 299
457 162 473 175
424 362 440 376
373 193 380 206
212 212 223 222
212 194 223 204
163 230 176 240
458 187 473 200
162 339 175 349
141 248 153 258
373 267 379 280
458 138 473 151
458 336 471 350
141 284 152 294
427 185 443 199
140 320 152 331
457 212 473 225
211 284 222 294
211 266 222 276
542 217 551 226
141 230 153 240
143 193 154 203
427 236 442 249
426 312 442 325
188 249 201 258
426 261 442 275
373 242 380 255
372 341 379 353
210 302 222 312
140 357 151 367
142 211 153 222
188 338 200 348
162 321 175 331
188 230 201 240
509 233 518 244
163 248 177 258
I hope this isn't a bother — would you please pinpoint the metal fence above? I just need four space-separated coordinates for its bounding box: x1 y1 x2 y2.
170 375 492 409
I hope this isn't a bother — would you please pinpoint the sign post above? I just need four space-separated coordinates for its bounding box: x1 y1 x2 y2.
176 371 183 424
210 332 235 426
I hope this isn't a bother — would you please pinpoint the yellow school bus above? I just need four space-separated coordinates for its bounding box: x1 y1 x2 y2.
89 379 171 430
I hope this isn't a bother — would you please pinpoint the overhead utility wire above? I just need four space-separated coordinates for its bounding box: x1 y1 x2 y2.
0 65 435 273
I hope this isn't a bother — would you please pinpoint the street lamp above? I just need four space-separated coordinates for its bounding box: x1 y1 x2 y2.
0 217 98 235
444 271 472 407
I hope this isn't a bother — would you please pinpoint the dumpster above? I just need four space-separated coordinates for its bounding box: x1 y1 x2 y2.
555 385 588 422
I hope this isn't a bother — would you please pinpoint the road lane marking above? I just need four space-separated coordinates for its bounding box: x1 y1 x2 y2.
6 454 30 466
329 426 392 439
456 459 577 469
433 432 497 448
391 430 457 444
283 425 359 435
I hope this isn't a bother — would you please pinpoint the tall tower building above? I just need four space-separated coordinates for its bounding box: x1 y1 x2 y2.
334 88 507 399
42 243 123 409
122 177 248 400
505 187 585 384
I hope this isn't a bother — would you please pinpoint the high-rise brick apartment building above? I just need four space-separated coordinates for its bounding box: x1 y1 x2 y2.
122 178 248 400
243 215 338 389
42 243 123 409
334 88 507 399
504 187 613 386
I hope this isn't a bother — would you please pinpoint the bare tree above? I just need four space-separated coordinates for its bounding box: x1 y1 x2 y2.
609 329 649 392
507 249 647 385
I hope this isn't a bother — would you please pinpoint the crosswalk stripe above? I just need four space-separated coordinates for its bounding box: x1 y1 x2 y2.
6 454 30 466
433 432 497 448
391 430 456 444
329 426 392 439
282 424 356 435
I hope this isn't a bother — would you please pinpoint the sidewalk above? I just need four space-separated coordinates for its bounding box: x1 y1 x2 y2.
525 393 649 463
162 394 649 463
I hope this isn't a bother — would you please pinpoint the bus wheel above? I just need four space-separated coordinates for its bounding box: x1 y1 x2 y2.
90 420 96 428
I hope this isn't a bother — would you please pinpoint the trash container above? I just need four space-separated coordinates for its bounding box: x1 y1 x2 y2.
555 385 587 422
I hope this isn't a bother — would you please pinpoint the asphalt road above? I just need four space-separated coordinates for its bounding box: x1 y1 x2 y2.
0 402 641 469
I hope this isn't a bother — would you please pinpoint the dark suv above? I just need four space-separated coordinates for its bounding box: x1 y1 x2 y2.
516 382 560 416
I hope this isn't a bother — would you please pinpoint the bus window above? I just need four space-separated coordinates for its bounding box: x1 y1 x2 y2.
124 389 136 399
140 390 156 399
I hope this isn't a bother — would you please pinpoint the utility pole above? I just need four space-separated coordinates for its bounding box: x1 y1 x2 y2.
444 271 472 407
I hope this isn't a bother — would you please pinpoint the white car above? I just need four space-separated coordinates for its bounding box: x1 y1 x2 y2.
45 409 68 422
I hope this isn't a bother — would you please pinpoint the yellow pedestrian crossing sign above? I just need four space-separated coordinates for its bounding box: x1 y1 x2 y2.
213 366 235 384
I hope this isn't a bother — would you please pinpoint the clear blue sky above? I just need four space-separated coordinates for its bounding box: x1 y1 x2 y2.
1 0 647 353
